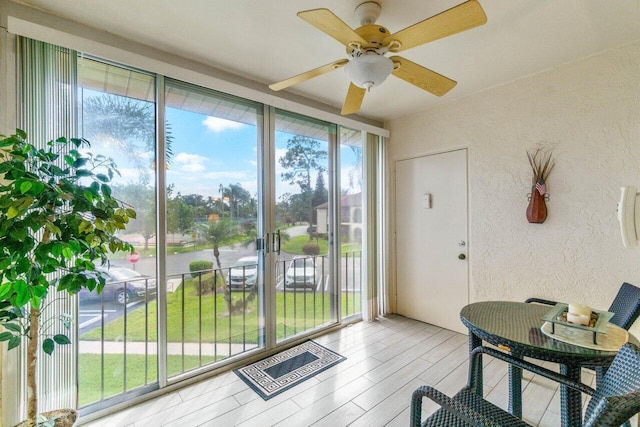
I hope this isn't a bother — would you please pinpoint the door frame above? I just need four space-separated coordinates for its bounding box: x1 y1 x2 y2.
390 146 470 316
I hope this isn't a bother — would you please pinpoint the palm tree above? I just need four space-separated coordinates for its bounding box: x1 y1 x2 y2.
199 219 254 314
82 93 174 180
200 218 237 270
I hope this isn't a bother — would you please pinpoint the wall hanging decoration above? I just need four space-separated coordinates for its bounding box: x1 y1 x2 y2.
526 148 554 223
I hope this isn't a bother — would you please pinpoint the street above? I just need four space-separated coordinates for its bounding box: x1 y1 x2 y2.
110 225 311 277
78 225 360 334
78 299 147 335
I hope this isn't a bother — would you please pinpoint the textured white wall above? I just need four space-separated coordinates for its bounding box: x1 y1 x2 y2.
387 41 640 318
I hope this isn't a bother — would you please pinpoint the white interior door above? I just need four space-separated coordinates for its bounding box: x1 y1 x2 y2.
395 149 468 334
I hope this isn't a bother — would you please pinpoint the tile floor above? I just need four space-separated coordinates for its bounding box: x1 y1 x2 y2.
82 315 603 426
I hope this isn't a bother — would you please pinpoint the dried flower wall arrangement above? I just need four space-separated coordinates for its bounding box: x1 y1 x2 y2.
526 149 554 223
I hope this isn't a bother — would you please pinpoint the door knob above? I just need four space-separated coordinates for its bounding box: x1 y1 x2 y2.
458 253 466 260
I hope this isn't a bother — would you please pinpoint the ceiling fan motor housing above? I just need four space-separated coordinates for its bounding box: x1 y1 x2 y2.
346 24 390 56
355 1 381 25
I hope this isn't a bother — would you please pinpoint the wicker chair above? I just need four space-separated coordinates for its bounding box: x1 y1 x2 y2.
527 281 640 388
525 282 640 330
411 343 640 427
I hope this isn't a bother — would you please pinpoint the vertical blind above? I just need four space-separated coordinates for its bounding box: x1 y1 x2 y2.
16 36 78 415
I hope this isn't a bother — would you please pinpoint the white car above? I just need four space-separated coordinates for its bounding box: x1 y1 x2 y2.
285 256 317 290
226 256 259 290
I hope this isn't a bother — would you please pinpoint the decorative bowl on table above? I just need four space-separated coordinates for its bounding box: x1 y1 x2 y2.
541 303 614 345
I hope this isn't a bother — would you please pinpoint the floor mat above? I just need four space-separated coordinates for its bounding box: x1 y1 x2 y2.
234 340 346 400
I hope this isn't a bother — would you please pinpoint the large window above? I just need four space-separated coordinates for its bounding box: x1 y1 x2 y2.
274 111 336 341
339 127 363 319
77 57 158 406
163 80 264 379
16 41 374 417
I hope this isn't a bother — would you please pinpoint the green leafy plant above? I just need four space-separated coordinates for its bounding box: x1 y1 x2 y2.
189 260 213 278
0 130 136 426
196 272 225 294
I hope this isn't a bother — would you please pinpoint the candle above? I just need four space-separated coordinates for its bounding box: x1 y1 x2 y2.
568 303 591 317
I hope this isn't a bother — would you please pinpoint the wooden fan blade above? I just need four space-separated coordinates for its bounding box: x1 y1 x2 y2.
390 56 457 96
341 83 366 115
384 0 487 52
269 59 349 92
298 9 367 47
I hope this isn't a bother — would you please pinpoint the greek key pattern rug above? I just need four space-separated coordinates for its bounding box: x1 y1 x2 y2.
234 340 346 400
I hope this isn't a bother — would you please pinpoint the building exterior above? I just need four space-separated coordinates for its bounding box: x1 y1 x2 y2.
315 193 362 243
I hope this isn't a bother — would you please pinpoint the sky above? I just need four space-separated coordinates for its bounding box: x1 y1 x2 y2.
83 92 362 206
166 107 261 198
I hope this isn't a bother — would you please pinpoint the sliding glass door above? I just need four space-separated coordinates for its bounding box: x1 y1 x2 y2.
77 57 159 406
72 55 362 414
339 127 364 320
274 111 337 342
163 80 264 379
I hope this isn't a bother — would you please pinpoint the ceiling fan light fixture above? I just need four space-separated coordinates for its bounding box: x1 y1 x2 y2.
344 52 393 90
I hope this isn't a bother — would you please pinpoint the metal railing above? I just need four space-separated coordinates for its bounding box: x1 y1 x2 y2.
165 268 261 379
77 276 157 409
77 251 362 410
276 254 331 340
342 250 363 319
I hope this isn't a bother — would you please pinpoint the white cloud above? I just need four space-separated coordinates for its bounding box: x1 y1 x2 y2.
341 168 362 193
174 152 208 173
202 116 245 132
202 171 248 180
180 163 206 172
111 167 146 184
274 148 288 175
175 152 208 164
239 180 258 195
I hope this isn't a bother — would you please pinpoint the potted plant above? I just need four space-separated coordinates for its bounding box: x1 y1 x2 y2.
0 130 137 426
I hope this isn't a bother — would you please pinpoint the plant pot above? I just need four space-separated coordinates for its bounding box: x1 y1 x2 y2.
15 409 77 427
526 186 547 223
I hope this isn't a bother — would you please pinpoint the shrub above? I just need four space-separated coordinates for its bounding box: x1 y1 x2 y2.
194 272 224 294
302 243 320 256
189 260 213 278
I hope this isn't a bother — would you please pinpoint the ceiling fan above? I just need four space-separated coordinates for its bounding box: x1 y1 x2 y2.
269 0 487 115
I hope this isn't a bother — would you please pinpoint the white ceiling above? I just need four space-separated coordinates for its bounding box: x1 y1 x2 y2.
16 0 640 122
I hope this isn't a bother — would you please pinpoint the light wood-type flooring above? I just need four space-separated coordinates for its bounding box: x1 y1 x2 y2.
83 314 600 427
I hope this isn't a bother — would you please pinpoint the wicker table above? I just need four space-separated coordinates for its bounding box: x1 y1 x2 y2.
460 301 639 427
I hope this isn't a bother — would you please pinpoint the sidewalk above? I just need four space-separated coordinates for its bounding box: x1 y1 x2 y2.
79 340 258 357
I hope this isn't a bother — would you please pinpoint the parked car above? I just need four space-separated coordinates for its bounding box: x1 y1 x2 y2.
79 267 156 305
226 256 259 290
285 256 317 290
306 225 317 233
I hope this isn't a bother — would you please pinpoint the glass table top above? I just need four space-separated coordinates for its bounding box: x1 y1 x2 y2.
460 301 639 360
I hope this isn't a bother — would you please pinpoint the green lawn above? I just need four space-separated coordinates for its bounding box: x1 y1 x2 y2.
78 278 361 407
341 244 362 254
281 235 361 256
281 235 328 255
108 234 360 261
110 233 254 260
80 280 361 343
78 353 205 407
